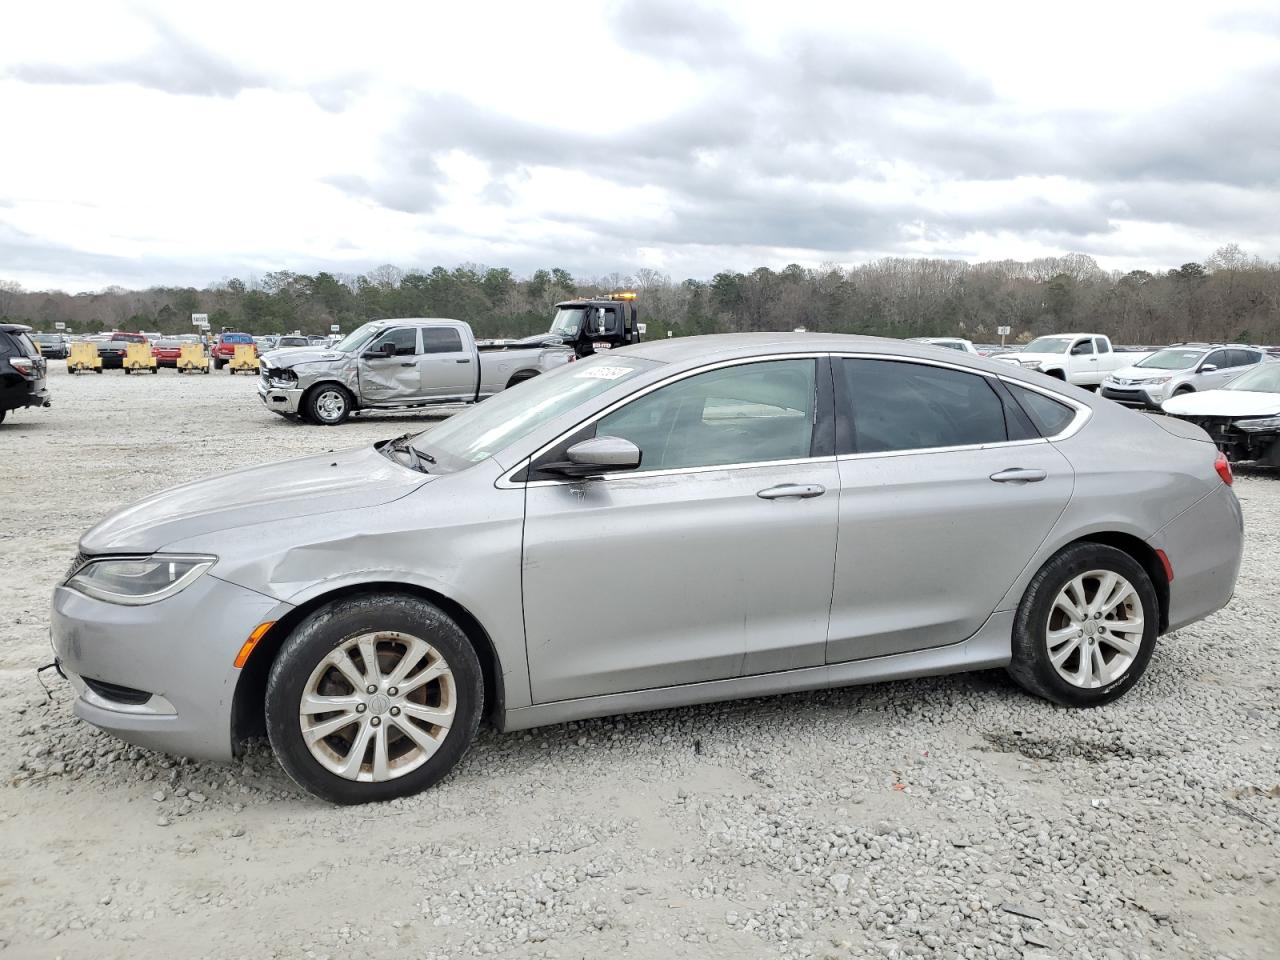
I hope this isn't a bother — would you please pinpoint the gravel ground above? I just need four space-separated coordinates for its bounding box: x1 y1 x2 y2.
1 366 1277 960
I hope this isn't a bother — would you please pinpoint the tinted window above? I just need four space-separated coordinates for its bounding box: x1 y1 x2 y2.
1070 339 1094 356
1229 349 1260 368
1006 383 1076 437
840 359 1007 454
368 327 418 356
597 359 816 470
1203 349 1230 370
422 328 464 354
1094 337 1111 354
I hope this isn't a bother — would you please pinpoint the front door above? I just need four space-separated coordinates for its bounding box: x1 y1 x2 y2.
1068 337 1100 383
521 357 839 703
826 357 1075 662
357 326 421 402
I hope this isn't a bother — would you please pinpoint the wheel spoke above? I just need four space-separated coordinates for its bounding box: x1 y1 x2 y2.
1072 644 1094 686
1088 572 1117 616
1106 616 1144 635
391 715 446 758
1049 636 1081 668
1048 625 1079 645
371 723 390 781
300 692 362 715
395 659 450 696
303 711 359 744
1090 644 1108 685
338 721 375 779
357 636 381 684
1100 582 1136 617
384 636 431 688
1066 576 1090 618
1103 633 1140 658
328 650 366 692
398 702 454 728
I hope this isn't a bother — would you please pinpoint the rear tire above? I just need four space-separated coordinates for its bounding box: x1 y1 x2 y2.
1008 542 1158 707
214 359 226 370
264 594 483 804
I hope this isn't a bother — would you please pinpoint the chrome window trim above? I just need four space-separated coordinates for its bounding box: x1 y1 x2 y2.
829 352 1092 460
497 352 828 489
496 350 1093 488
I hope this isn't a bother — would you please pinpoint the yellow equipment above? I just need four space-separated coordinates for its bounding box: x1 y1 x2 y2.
123 342 157 374
177 344 210 374
227 344 259 375
67 342 103 374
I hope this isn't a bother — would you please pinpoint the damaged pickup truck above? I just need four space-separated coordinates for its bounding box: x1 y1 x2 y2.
258 318 572 425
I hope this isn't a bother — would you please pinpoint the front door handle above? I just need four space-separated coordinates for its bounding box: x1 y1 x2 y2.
456 358 471 363
757 483 826 500
400 362 415 367
990 468 1048 484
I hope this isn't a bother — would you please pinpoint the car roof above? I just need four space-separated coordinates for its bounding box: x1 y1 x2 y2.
617 332 965 363
0 323 33 334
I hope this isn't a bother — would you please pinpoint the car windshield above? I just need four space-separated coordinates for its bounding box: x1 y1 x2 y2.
549 308 585 338
1225 363 1280 394
1136 348 1204 370
412 354 660 469
333 322 384 353
279 337 309 347
1022 337 1075 354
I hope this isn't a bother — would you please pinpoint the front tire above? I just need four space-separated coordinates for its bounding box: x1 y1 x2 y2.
304 384 353 425
1008 543 1158 707
264 594 483 804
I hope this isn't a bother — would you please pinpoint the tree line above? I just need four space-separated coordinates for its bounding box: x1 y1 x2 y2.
4 244 1280 346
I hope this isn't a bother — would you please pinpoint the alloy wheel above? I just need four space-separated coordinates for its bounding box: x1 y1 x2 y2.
299 631 455 782
315 389 347 422
1046 570 1144 689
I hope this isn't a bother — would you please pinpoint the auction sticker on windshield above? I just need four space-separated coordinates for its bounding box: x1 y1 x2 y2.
575 365 637 380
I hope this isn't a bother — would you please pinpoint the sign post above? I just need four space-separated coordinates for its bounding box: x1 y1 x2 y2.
996 325 1011 347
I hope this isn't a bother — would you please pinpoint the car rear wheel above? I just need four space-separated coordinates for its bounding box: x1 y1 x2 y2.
264 594 483 804
305 385 353 425
1008 543 1158 707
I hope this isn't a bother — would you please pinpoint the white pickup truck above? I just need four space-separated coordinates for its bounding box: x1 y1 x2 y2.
992 334 1151 388
257 317 572 425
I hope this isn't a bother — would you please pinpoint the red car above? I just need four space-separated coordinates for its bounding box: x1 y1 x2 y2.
150 338 184 367
211 332 257 369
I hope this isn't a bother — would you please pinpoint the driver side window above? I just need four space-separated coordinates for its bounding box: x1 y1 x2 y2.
596 359 817 471
368 327 418 356
1070 339 1094 356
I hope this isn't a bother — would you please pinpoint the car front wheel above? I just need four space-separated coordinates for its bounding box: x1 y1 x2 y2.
304 385 353 425
264 594 483 804
1008 543 1158 707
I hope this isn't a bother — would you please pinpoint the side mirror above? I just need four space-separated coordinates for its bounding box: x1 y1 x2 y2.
543 436 642 477
364 342 397 359
1200 363 1217 372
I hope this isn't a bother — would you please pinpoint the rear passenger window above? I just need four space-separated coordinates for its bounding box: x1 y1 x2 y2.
839 359 1007 454
1006 383 1077 437
422 328 463 354
1230 349 1260 367
1094 338 1111 354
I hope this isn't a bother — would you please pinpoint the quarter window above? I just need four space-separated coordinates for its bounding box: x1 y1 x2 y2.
839 359 1008 454
1094 337 1111 354
422 328 464 354
596 359 817 471
1006 383 1076 437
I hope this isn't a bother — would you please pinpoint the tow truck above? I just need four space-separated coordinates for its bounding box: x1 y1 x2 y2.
479 292 642 358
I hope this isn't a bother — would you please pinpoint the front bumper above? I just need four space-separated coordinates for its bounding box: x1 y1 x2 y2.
257 379 304 416
50 572 288 761
1099 383 1169 409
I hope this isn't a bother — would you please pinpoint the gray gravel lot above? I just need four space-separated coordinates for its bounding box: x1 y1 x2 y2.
1 366 1277 959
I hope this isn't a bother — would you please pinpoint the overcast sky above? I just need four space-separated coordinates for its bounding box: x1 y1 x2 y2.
2 0 1279 292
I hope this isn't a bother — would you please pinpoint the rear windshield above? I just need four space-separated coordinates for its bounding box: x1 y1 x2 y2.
278 337 309 347
222 333 253 344
112 333 147 342
11 332 40 358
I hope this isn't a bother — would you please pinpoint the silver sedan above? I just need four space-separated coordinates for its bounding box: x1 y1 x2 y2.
51 334 1243 803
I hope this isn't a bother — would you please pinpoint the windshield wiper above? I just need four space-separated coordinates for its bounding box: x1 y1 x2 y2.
385 432 434 472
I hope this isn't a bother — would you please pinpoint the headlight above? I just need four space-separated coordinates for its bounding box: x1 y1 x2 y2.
1142 377 1172 386
1018 359 1041 368
65 554 216 606
1236 416 1280 432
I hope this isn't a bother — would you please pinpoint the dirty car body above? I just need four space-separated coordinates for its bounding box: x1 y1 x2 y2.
52 334 1243 802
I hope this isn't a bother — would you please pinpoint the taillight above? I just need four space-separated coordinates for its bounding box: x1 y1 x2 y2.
10 357 35 379
1214 451 1233 486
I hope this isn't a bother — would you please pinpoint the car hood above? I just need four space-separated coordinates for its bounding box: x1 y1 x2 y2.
1109 364 1188 381
1162 390 1280 418
80 445 433 554
261 347 347 368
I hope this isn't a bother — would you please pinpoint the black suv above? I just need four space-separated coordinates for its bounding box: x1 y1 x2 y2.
32 332 70 359
0 323 51 424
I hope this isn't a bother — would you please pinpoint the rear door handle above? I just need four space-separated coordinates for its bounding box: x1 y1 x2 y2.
757 483 826 500
990 468 1048 484
456 358 471 364
400 362 415 367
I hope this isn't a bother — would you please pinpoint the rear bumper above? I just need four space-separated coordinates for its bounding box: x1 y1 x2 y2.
1 379 49 411
257 381 303 415
50 573 289 761
1150 483 1243 633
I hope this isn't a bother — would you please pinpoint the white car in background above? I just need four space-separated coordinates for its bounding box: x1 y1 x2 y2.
992 334 1149 388
908 337 978 354
1100 344 1266 410
1163 361 1280 465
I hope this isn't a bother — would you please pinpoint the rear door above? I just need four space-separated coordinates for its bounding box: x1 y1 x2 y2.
418 326 477 399
826 357 1075 662
1198 349 1238 389
357 326 421 402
